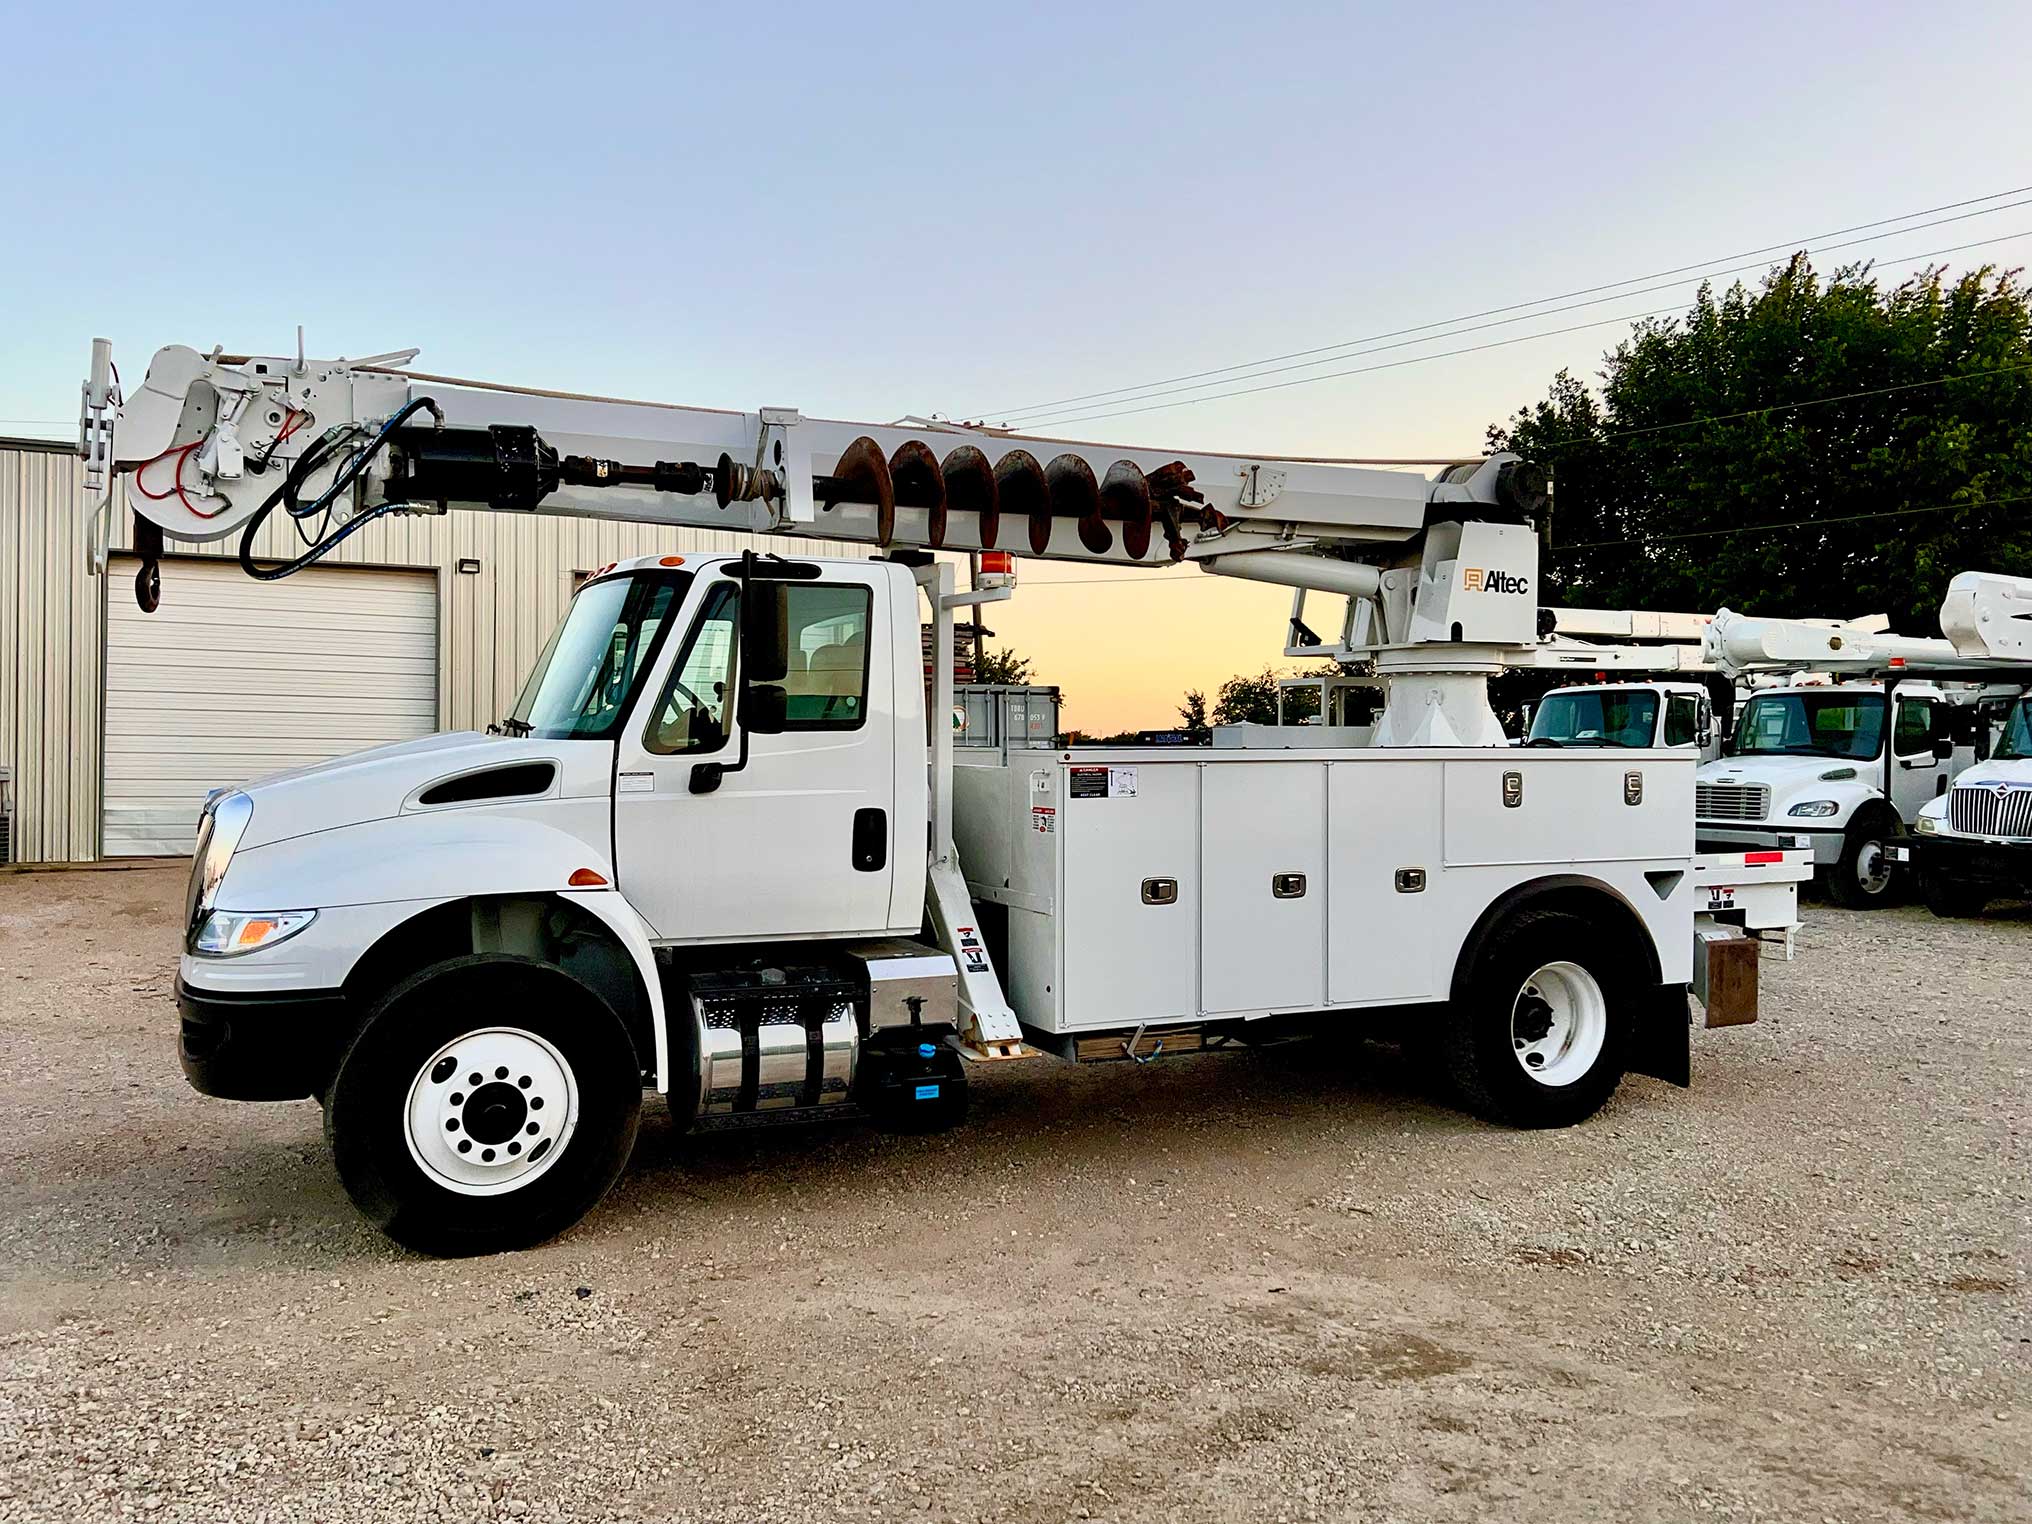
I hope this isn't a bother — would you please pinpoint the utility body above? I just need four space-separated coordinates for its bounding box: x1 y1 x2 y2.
84 338 1813 1252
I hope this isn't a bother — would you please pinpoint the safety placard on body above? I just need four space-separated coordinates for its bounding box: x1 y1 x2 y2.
1068 766 1138 800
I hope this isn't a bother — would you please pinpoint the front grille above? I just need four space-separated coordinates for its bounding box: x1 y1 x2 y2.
1696 782 1770 821
1948 784 2032 839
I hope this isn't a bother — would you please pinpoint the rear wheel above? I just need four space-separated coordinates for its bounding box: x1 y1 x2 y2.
1824 813 1901 908
1441 908 1634 1128
326 955 641 1256
1921 871 1990 919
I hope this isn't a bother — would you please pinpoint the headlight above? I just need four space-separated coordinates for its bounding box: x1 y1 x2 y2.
186 792 253 945
1915 815 1939 835
192 909 317 958
1787 800 1840 817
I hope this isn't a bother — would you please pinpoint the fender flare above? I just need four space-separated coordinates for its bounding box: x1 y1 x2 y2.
559 889 670 1091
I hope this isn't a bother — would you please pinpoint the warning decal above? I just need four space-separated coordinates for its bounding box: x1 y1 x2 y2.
1069 766 1138 799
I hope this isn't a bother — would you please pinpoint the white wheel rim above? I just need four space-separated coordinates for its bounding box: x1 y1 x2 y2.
1509 961 1608 1088
1855 840 1891 895
403 1027 579 1197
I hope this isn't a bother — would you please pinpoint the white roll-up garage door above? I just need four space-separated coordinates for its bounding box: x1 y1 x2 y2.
104 558 438 856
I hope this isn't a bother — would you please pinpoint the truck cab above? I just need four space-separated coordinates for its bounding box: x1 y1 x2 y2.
1695 680 1970 907
1900 691 2032 916
1525 682 1718 760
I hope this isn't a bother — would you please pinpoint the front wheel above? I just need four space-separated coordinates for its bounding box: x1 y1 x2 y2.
325 955 642 1256
1825 817 1898 909
1921 871 1989 919
1441 908 1634 1128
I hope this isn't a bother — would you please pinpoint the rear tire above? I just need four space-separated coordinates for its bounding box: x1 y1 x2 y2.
1825 816 1899 909
1921 872 1989 919
1441 908 1634 1129
325 955 642 1256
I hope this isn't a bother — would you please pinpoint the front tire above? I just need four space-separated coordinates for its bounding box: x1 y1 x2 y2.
1441 908 1634 1128
1825 816 1898 909
1921 871 1989 919
326 955 642 1256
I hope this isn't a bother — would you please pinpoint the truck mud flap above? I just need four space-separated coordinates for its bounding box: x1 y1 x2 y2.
1630 983 1690 1089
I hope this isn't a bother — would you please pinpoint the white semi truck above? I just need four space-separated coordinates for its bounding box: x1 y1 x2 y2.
81 338 1809 1254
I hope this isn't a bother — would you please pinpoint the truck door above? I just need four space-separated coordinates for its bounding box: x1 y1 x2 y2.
1889 696 1943 821
612 566 898 942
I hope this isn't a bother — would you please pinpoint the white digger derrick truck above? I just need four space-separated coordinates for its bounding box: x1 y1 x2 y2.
81 338 1803 1254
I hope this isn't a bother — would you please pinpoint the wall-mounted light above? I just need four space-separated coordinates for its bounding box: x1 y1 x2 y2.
456 558 482 575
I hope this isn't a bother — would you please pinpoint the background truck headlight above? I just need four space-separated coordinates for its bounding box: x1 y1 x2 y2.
191 909 317 957
1915 815 1939 835
1788 800 1840 817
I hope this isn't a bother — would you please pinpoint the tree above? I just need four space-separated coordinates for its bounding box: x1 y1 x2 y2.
1176 690 1210 740
1489 257 2032 633
973 644 1035 687
1209 668 1320 727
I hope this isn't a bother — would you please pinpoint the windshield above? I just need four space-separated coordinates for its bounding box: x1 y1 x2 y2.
1997 697 2032 761
508 572 686 739
1734 691 1885 761
1528 689 1659 747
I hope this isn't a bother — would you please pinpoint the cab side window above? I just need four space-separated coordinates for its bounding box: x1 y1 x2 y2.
1663 694 1701 747
780 585 873 729
1894 698 1935 757
645 585 738 755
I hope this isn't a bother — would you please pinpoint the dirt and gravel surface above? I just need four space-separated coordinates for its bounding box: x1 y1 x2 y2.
0 864 2025 1523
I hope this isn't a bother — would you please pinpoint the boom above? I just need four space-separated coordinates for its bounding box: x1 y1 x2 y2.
85 340 1545 575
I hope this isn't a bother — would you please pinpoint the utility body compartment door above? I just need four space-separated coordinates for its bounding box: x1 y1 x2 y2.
1199 763 1324 1013
1059 761 1197 1028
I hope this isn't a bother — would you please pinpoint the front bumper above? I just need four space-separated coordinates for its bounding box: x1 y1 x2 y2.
1892 835 2032 894
1697 824 1838 865
176 978 351 1101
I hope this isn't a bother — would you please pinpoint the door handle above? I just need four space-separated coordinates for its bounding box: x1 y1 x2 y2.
851 807 887 872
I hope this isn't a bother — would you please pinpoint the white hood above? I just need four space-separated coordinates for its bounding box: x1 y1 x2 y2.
235 731 602 850
1697 752 1880 817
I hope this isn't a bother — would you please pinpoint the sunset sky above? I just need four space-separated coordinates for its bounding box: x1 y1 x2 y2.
5 2 2031 731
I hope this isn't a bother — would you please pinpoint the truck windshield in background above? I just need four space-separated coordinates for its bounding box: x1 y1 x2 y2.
506 571 687 740
1996 697 2032 760
1528 689 1658 747
1734 691 1885 761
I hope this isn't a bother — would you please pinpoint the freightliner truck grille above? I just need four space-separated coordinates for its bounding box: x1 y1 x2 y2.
1695 783 1770 822
1948 785 2032 839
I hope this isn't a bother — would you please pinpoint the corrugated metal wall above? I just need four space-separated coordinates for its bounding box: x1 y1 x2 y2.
0 442 102 863
0 439 831 862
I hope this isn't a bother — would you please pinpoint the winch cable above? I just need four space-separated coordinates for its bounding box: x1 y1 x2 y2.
237 397 443 581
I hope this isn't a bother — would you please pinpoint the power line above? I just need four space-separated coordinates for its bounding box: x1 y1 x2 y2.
1010 490 2030 586
1016 228 2032 433
1012 208 2032 430
977 184 2032 423
1555 492 2031 551
1532 356 2032 454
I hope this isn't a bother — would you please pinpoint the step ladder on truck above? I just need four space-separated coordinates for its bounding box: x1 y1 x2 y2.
84 337 1807 1254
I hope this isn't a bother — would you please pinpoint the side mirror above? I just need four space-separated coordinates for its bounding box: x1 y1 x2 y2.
739 684 787 736
740 583 790 684
1933 737 1954 760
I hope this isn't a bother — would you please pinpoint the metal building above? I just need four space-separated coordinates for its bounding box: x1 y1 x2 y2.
0 437 819 864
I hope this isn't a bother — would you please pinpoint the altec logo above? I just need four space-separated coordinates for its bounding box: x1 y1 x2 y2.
1463 567 1530 595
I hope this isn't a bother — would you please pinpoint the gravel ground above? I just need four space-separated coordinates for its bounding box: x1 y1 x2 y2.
0 864 2025 1523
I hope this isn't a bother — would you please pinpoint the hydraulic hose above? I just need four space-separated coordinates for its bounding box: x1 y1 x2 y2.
238 397 443 582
